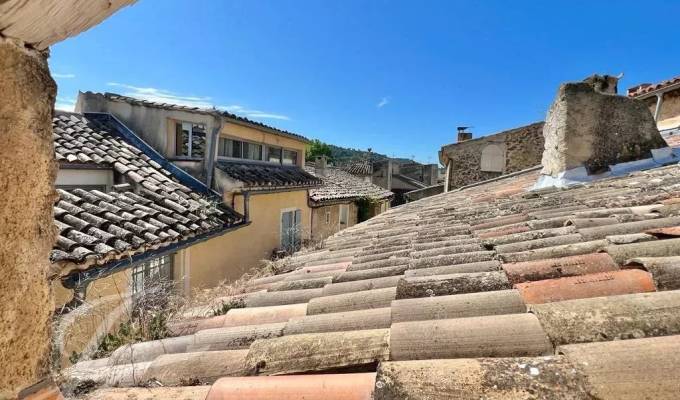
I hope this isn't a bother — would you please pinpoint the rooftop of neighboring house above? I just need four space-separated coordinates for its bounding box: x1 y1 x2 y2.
51 112 245 282
627 75 680 98
79 91 311 143
342 159 373 176
214 159 322 191
304 161 393 206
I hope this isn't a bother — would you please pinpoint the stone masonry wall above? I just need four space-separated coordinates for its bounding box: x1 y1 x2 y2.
0 39 57 398
441 122 544 190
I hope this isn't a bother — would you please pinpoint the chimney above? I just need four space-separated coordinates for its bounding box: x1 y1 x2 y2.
457 126 472 143
315 155 327 176
537 74 668 186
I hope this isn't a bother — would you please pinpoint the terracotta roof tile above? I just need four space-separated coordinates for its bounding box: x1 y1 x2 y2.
67 161 680 398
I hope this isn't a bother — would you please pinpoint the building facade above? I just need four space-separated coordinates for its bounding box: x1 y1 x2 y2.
439 122 545 191
51 111 247 365
307 157 392 242
77 92 321 285
628 75 680 147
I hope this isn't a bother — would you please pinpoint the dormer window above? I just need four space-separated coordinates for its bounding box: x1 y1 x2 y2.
175 121 206 158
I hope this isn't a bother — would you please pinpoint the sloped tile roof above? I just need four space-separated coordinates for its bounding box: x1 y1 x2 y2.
215 160 322 190
342 159 373 176
628 75 680 97
69 161 680 399
99 92 310 143
52 112 244 276
304 164 393 205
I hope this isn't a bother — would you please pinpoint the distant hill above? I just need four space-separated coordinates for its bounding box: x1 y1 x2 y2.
328 144 412 165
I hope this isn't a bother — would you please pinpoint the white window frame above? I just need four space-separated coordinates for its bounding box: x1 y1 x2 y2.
175 120 207 158
280 207 303 252
325 210 331 225
217 136 264 161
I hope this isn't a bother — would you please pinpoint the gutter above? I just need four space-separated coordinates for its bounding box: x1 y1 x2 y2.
61 219 251 289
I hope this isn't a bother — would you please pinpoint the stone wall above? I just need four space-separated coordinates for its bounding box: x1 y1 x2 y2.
0 39 57 398
440 122 544 190
541 82 666 176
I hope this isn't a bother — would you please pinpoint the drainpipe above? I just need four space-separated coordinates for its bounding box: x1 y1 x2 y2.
204 119 222 189
444 160 451 193
243 191 251 223
654 93 664 122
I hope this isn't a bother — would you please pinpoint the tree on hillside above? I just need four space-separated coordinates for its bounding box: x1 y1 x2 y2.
306 139 333 162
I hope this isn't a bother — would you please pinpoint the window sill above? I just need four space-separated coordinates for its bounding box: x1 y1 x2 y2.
170 157 204 162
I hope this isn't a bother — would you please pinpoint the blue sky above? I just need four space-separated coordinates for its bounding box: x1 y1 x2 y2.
51 0 680 164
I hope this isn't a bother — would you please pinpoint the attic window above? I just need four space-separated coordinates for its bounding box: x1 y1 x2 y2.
175 121 206 158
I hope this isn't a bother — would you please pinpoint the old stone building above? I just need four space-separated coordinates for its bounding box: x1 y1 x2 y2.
439 122 545 190
305 157 393 242
345 158 439 205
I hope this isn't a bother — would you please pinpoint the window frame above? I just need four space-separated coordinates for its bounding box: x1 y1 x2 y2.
280 208 302 252
339 204 349 226
131 255 174 296
175 120 207 159
217 136 265 161
216 135 300 166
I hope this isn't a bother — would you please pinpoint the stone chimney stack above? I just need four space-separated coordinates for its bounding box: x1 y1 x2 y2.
457 126 472 143
315 155 328 176
538 74 668 183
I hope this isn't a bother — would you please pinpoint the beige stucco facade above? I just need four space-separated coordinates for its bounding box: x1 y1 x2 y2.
188 190 312 288
639 89 680 130
217 121 306 167
75 92 315 292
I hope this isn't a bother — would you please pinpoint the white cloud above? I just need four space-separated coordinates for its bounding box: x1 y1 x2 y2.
377 96 390 108
220 105 290 121
107 82 290 120
55 96 76 112
53 73 76 79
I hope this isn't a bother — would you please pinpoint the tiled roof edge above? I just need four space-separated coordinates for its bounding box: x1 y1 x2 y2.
99 92 311 143
441 121 545 149
61 220 251 289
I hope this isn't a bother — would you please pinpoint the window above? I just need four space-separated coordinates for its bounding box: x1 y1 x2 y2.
281 209 302 253
339 204 349 226
480 144 505 172
218 138 263 160
282 149 298 165
175 121 206 158
325 210 331 225
131 255 174 296
267 146 282 163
